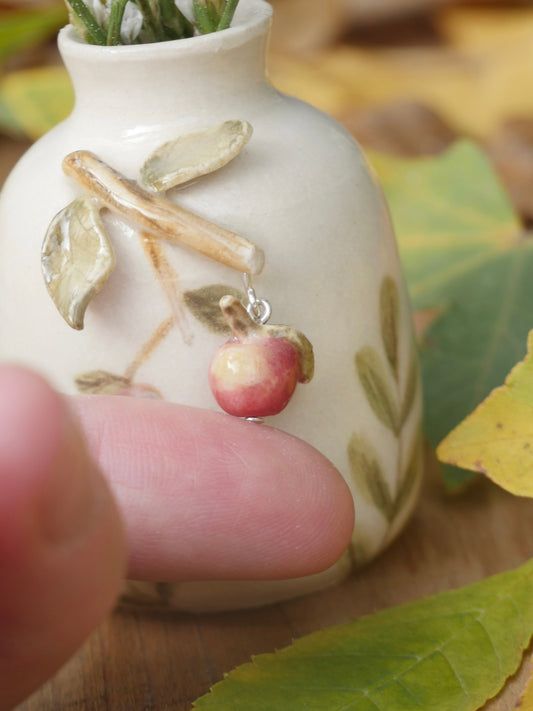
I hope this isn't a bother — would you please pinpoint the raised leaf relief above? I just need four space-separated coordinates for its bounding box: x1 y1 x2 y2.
140 120 253 192
41 196 115 330
355 345 400 435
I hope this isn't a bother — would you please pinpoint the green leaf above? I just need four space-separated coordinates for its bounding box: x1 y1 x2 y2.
380 275 399 379
184 284 245 335
371 141 522 312
421 246 533 489
355 346 400 435
437 330 533 497
371 141 533 489
347 433 394 522
0 4 67 63
193 0 218 34
64 0 107 44
194 558 533 711
41 196 115 330
217 0 239 31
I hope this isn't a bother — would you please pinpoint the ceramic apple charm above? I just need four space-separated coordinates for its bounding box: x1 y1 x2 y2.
209 295 314 418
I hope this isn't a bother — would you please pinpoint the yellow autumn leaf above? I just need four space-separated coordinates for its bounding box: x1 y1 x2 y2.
515 661 533 710
437 330 533 497
269 5 533 139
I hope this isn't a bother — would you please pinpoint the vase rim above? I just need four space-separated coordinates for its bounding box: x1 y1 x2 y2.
58 0 272 60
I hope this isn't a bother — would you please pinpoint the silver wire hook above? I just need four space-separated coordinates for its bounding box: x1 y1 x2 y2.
243 273 271 325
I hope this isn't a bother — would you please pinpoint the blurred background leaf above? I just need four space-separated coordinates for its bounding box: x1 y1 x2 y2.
0 3 66 63
0 1 69 138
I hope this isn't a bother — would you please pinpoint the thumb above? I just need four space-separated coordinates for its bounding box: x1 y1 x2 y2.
0 367 127 710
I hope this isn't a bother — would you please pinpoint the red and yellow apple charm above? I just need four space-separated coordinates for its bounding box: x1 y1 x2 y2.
209 294 314 419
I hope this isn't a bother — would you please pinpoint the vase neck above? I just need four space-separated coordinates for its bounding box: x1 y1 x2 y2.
58 0 272 131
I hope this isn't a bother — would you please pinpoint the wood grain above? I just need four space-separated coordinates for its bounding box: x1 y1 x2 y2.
2 135 532 710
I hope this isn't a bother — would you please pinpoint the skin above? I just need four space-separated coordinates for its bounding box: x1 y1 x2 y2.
0 365 354 710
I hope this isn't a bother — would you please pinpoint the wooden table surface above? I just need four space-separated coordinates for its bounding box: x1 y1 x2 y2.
2 136 532 711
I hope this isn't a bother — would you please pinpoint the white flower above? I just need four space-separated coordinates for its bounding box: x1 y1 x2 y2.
120 2 143 42
85 0 110 26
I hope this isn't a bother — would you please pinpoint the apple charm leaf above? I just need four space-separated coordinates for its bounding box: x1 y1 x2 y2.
209 295 314 418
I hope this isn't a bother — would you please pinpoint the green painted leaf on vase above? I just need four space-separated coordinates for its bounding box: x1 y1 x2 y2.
184 284 245 335
400 342 420 427
380 275 399 380
392 427 423 520
348 432 394 522
355 346 400 435
194 558 533 711
75 370 131 395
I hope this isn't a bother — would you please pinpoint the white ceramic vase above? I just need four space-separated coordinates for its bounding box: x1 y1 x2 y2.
0 0 422 611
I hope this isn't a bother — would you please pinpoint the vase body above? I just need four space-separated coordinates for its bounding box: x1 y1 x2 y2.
0 0 422 611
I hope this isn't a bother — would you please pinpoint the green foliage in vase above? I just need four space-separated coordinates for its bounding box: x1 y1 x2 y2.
63 0 240 45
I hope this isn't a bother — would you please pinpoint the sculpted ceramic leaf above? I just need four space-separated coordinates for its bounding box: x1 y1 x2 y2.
348 433 394 521
380 275 399 379
41 196 115 330
194 558 533 711
437 330 533 497
184 284 245 335
140 120 253 192
355 346 400 434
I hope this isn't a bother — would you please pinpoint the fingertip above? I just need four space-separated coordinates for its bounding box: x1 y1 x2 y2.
74 395 354 581
0 366 126 709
